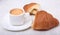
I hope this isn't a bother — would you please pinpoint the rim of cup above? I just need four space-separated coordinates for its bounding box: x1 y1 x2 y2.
9 8 25 16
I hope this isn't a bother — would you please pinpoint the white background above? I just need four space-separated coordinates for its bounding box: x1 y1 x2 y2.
0 0 60 35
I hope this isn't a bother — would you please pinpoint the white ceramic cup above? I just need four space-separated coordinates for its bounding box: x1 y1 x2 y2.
9 9 29 26
9 11 26 26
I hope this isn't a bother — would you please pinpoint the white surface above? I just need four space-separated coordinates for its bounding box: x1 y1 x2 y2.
0 0 60 35
1 14 32 31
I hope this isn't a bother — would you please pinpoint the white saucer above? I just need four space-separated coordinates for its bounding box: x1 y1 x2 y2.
1 14 34 31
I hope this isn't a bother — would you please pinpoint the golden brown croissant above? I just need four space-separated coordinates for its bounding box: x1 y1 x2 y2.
23 3 40 15
33 10 59 31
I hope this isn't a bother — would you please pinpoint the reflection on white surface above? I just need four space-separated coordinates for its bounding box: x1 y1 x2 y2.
0 0 60 35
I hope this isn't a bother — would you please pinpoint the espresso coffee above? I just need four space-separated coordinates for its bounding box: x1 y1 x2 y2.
10 9 23 15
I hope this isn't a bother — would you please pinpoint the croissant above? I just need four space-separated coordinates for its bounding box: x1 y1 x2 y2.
33 10 59 31
23 3 40 15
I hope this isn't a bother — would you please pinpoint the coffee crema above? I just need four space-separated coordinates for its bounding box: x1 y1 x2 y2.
10 9 23 15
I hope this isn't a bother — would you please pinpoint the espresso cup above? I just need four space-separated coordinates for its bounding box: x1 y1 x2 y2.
9 8 25 26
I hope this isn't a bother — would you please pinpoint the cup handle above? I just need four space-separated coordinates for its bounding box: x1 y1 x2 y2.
24 13 31 22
